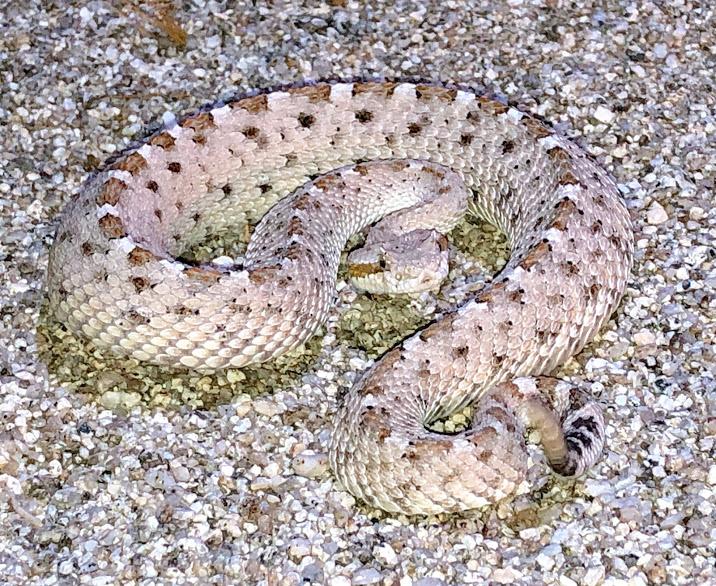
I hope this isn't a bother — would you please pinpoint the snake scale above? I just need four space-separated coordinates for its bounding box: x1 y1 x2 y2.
47 82 633 515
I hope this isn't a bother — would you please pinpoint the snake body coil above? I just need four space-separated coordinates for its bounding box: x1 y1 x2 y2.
48 82 633 515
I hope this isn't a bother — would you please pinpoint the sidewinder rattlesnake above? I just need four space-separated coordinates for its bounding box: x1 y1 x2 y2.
47 82 633 515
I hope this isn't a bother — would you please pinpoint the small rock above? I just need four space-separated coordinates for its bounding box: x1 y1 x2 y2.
211 255 234 267
660 513 685 529
98 390 141 410
227 370 247 384
352 567 383 585
619 506 643 523
536 554 555 571
250 477 273 491
289 538 312 560
492 568 522 583
374 543 398 566
415 579 447 586
206 35 221 49
647 566 667 583
58 560 75 575
292 451 329 478
78 6 93 22
171 466 190 482
583 565 605 586
688 206 705 220
593 105 616 124
633 330 656 346
646 201 668 225
537 544 561 571
707 465 716 485
252 399 280 417
586 357 608 370
653 43 668 59
518 528 540 540
612 144 628 158
302 562 324 583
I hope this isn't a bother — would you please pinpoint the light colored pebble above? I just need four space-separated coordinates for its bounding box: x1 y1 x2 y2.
583 565 606 586
492 568 522 583
653 43 668 59
252 399 282 417
373 543 398 566
708 465 716 485
633 330 656 346
352 567 383 585
647 201 669 224
292 451 329 478
593 105 616 124
415 579 447 586
289 538 312 560
688 206 704 220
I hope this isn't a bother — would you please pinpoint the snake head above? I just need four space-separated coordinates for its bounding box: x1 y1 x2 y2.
346 229 449 295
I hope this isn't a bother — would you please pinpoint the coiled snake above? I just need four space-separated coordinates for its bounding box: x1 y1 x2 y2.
47 82 633 515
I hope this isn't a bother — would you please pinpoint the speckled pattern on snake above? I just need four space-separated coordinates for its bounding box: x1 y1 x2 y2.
47 82 633 515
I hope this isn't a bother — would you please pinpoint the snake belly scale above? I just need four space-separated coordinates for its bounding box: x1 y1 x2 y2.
47 82 633 515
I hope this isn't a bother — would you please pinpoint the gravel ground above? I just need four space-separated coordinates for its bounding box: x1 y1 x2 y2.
1 1 714 584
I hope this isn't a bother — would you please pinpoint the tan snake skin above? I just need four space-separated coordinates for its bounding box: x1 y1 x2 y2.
47 82 633 515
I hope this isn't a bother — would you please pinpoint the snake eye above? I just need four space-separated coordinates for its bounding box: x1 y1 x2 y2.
379 257 387 270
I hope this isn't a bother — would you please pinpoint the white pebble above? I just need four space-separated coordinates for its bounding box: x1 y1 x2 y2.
708 465 716 485
59 560 75 575
675 267 689 281
374 543 398 566
536 552 555 570
492 568 522 583
172 466 190 482
292 451 329 478
211 256 235 267
78 7 93 22
646 201 668 225
352 567 383 584
653 43 668 59
583 565 605 586
586 358 608 371
48 460 63 477
612 144 628 158
252 399 281 417
633 331 655 346
584 479 614 497
593 105 616 124
288 538 312 560
537 544 561 571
